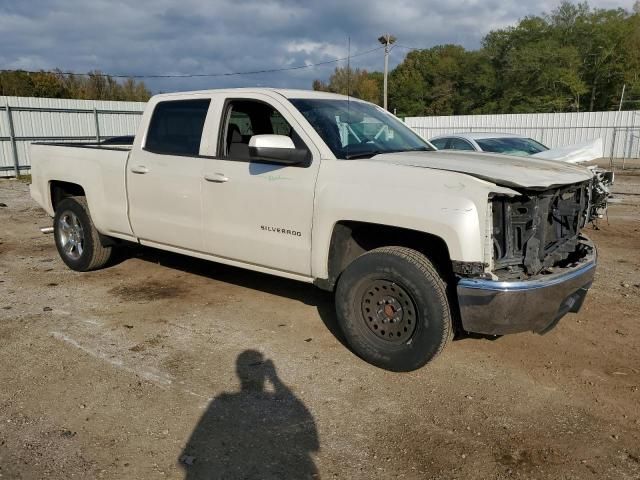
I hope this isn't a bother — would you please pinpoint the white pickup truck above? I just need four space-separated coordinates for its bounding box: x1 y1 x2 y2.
30 88 597 371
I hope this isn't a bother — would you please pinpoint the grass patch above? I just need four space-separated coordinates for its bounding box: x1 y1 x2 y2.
17 174 32 183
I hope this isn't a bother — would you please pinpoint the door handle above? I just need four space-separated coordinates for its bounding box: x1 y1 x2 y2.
130 165 149 174
204 173 229 183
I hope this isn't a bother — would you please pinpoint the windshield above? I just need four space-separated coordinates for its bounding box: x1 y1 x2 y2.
475 137 548 156
289 99 433 159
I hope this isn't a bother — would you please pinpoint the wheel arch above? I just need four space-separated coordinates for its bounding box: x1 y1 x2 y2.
50 180 86 210
315 220 454 292
50 182 119 248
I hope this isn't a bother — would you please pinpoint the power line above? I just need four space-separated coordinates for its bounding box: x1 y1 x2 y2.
393 44 428 51
0 46 385 80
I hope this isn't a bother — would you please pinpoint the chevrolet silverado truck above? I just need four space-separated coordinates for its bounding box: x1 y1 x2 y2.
29 89 597 371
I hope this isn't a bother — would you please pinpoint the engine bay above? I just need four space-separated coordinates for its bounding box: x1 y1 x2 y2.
491 181 594 279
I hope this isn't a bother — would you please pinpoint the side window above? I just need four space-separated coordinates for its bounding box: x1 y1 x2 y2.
430 138 449 149
146 99 210 155
449 138 475 151
270 110 292 136
229 111 253 137
222 100 305 160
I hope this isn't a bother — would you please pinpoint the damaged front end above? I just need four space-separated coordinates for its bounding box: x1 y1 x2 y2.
491 181 592 279
456 180 597 336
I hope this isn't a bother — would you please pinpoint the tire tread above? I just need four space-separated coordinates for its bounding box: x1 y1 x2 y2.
55 196 112 271
360 246 453 359
335 245 453 370
75 197 112 270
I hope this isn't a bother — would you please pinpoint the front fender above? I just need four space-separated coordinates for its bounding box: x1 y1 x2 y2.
311 159 517 279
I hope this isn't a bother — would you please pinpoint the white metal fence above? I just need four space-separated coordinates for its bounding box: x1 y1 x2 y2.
405 110 640 168
3 98 639 176
0 96 145 177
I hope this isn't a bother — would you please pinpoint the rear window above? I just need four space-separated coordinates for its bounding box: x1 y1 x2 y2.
475 137 548 156
146 99 211 155
449 138 475 151
430 138 449 149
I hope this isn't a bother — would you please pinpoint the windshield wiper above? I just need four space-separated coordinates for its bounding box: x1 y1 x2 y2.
344 147 430 160
344 150 386 159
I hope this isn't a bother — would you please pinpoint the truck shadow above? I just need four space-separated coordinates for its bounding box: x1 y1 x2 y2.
179 350 320 479
112 245 490 348
113 245 348 348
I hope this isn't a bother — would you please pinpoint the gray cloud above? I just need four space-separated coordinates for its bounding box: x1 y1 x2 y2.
0 0 635 93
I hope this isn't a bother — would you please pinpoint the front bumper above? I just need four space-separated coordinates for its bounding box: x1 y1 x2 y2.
456 238 596 336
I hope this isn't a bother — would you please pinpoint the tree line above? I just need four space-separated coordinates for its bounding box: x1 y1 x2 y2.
0 70 151 102
313 1 640 116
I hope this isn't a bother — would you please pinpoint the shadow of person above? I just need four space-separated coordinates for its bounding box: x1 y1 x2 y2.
179 350 320 479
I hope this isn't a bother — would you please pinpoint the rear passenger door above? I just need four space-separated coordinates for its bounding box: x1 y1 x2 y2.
127 97 210 252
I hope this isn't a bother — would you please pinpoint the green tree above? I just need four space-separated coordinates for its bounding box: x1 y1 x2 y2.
313 67 381 104
500 40 587 112
0 70 35 96
549 2 630 110
624 3 640 102
388 45 496 116
0 69 151 101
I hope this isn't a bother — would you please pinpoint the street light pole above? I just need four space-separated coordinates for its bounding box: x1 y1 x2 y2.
378 34 396 111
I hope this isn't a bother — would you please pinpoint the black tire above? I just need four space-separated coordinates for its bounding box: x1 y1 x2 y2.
335 246 452 371
53 196 113 271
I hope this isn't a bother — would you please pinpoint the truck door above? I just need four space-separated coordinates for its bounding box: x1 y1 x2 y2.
127 98 210 252
200 94 321 276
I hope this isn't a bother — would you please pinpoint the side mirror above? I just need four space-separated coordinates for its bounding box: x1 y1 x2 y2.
248 135 308 165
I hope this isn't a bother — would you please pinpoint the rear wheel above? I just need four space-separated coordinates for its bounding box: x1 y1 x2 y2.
335 246 452 371
54 196 113 271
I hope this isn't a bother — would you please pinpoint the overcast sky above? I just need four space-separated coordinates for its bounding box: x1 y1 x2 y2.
0 0 636 93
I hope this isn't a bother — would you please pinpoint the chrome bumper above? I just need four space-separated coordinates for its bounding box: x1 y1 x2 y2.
456 239 596 336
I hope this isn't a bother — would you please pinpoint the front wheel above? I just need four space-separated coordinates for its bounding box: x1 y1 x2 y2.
54 196 113 271
335 247 452 371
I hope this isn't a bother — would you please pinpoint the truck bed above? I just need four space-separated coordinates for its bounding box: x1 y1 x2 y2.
29 142 134 240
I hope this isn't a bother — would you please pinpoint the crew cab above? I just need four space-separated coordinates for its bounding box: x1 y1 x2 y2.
30 89 597 371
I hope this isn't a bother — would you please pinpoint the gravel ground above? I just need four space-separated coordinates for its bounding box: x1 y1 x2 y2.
0 175 639 480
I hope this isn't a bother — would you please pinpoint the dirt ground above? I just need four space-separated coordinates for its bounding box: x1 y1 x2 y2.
1 174 639 480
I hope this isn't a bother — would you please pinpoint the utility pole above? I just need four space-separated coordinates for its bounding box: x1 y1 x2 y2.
619 83 626 111
378 33 396 111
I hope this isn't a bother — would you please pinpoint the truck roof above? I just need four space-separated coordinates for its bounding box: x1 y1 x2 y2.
152 88 362 102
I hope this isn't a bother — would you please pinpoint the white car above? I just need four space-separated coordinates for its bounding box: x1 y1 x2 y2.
429 132 613 219
430 132 549 156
